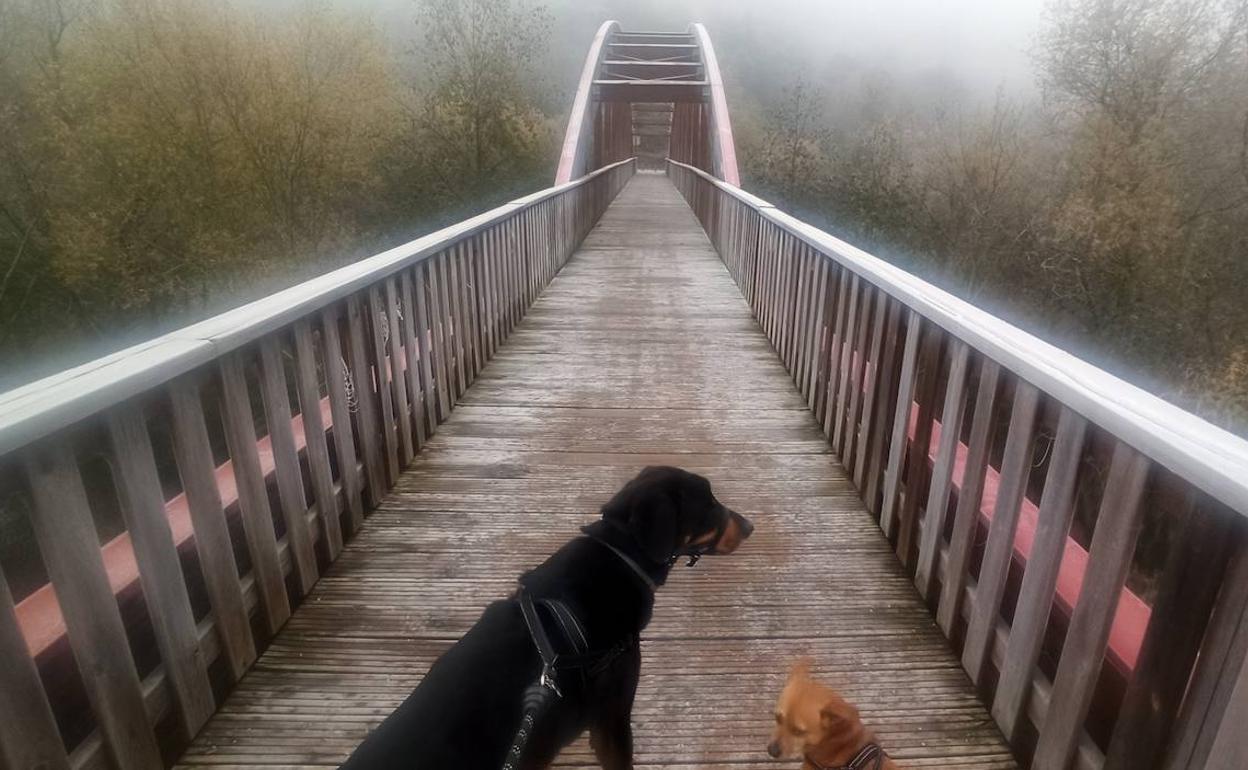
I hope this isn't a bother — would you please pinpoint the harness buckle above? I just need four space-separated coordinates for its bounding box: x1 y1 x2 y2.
540 665 563 699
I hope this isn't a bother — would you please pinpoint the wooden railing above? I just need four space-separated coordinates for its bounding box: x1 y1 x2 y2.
0 158 635 770
668 158 1248 770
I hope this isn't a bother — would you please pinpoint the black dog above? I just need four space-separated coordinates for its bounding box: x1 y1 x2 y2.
339 466 753 770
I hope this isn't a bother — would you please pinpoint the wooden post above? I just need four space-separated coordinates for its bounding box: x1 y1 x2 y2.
107 401 217 738
23 440 164 769
1032 443 1150 770
0 561 69 770
293 319 346 559
168 376 258 679
218 353 292 634
961 381 1040 684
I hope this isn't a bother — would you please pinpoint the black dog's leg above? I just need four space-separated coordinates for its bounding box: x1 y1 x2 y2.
589 644 640 770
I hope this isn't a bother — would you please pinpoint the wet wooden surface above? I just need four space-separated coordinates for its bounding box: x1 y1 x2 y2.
177 174 1016 768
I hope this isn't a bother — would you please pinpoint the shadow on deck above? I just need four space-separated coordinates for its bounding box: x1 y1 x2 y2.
177 174 1016 768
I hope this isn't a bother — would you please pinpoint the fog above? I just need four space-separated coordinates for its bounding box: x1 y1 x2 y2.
286 0 1048 102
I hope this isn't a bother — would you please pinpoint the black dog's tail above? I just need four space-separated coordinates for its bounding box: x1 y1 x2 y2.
501 683 557 770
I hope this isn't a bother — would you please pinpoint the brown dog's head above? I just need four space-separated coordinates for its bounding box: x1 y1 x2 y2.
768 659 867 762
601 466 753 565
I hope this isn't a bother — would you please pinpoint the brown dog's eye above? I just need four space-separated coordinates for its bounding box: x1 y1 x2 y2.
774 713 783 725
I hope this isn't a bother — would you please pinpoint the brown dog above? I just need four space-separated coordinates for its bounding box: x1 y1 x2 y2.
768 658 897 770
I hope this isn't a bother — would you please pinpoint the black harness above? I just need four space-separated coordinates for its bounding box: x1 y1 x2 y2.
806 743 886 770
501 524 731 770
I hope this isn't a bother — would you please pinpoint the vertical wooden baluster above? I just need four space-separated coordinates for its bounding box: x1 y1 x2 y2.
397 272 428 451
257 337 319 595
914 339 971 599
0 561 70 770
478 232 494 362
991 407 1088 740
961 381 1041 684
168 376 258 677
486 229 502 359
805 259 830 410
853 291 889 487
107 402 216 737
895 329 944 566
1165 527 1248 770
822 267 851 436
366 286 401 481
782 234 798 368
23 441 164 769
1104 497 1237 770
218 353 291 632
411 268 440 436
802 249 823 396
320 305 365 530
1203 633 1248 770
467 235 485 375
842 283 876 464
426 258 453 420
1033 443 1150 770
383 278 415 466
759 224 775 337
459 243 480 382
499 219 515 335
880 310 923 537
863 301 903 512
832 274 862 450
292 320 344 559
790 244 810 381
446 245 467 397
770 227 784 346
936 360 1001 636
345 294 387 505
814 263 840 425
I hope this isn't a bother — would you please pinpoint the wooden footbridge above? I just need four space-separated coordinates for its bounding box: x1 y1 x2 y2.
1 22 1246 770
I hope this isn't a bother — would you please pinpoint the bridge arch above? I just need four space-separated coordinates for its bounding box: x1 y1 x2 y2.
555 22 739 185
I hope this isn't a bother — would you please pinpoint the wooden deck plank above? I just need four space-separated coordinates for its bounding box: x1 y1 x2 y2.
177 173 1014 768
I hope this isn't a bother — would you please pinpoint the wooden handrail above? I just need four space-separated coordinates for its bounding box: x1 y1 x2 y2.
667 156 1248 770
0 159 635 458
666 159 1248 514
0 158 636 770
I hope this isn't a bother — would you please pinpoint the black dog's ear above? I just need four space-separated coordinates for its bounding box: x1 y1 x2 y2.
629 488 678 564
602 480 679 564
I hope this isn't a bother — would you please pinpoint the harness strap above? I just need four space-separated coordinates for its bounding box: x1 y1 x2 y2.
504 587 634 770
806 743 885 770
581 534 658 592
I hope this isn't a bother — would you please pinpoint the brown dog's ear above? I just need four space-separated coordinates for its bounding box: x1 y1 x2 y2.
789 657 814 681
819 699 860 733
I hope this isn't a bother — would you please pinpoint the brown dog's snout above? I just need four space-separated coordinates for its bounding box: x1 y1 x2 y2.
766 740 782 758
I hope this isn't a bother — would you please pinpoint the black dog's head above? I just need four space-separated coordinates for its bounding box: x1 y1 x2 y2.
601 466 754 565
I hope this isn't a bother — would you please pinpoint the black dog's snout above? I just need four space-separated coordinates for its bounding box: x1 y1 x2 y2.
737 513 755 538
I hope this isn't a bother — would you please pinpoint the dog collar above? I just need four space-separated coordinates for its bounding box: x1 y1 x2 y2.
805 743 885 770
581 535 658 592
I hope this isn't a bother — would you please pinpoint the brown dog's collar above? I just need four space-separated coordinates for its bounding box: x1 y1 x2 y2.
806 743 885 770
